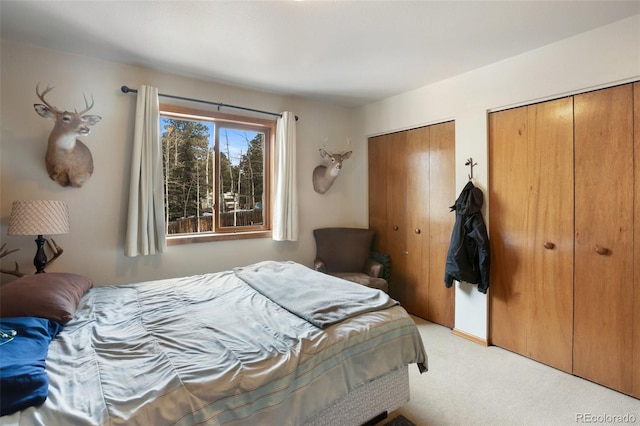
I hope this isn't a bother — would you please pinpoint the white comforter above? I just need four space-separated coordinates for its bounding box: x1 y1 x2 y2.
3 261 427 426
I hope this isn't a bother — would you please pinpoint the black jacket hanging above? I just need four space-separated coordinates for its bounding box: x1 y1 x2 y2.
444 181 490 293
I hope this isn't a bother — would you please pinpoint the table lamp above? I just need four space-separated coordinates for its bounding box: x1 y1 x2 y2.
7 200 70 273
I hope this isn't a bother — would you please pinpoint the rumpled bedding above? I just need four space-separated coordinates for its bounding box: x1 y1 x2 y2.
234 260 398 328
2 261 427 426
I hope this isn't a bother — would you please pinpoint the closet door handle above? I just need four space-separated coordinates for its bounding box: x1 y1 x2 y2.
393 225 399 231
543 241 555 250
595 244 610 256
414 228 421 234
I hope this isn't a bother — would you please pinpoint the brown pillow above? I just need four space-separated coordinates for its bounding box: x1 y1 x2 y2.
0 273 93 324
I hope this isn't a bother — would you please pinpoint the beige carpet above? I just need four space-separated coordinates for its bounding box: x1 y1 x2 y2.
382 316 639 426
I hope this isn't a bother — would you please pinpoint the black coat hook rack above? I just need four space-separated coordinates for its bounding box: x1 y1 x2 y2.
465 157 478 180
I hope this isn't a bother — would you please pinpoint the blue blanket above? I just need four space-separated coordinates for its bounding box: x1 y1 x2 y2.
234 260 398 329
0 317 63 416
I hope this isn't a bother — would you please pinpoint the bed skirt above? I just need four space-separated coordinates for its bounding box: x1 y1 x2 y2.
305 366 410 426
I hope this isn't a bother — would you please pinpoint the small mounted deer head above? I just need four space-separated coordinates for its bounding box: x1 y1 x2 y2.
34 83 101 188
312 148 352 194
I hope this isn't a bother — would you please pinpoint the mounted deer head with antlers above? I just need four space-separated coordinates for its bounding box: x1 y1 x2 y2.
34 84 101 188
312 142 352 194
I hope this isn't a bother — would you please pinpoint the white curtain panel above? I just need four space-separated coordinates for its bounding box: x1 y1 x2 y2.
272 111 298 241
124 85 167 256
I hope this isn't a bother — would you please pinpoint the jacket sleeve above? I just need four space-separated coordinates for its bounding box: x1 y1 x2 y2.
467 215 490 293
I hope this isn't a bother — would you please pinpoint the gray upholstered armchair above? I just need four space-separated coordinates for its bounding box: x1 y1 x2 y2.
313 227 389 293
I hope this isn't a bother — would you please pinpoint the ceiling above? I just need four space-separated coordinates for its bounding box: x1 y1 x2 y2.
1 1 639 108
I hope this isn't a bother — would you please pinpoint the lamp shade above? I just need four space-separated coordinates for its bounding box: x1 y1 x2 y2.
7 200 70 236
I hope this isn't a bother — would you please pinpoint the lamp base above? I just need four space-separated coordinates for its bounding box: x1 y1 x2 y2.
34 235 47 274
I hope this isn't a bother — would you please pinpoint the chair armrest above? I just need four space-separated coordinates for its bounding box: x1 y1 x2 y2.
314 258 327 273
364 258 383 278
370 251 391 281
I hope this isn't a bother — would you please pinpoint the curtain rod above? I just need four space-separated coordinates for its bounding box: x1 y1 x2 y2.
120 86 298 121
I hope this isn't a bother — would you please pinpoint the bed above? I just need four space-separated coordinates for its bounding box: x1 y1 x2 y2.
0 260 427 425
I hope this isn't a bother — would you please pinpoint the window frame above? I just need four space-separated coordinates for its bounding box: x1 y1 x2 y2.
160 104 275 245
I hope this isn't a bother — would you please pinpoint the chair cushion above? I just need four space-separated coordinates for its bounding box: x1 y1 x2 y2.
313 228 374 273
332 273 388 293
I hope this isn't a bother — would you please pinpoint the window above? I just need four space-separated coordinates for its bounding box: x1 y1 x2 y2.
160 104 274 244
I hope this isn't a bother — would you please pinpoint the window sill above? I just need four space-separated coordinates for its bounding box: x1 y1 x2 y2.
167 230 272 245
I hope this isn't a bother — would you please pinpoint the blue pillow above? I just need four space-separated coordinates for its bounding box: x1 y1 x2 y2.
0 317 63 416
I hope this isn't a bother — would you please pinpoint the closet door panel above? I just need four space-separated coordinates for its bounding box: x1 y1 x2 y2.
368 135 389 252
403 126 430 318
574 84 634 394
633 82 640 399
525 98 574 373
427 121 455 328
387 131 412 307
488 106 529 355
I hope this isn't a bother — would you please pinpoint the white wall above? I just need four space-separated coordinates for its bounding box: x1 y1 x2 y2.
355 14 640 341
0 40 361 285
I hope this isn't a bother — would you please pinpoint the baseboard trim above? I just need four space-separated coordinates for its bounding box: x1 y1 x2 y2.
452 328 489 346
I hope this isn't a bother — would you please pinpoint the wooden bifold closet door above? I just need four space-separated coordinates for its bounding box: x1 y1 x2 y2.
489 82 640 399
368 121 455 328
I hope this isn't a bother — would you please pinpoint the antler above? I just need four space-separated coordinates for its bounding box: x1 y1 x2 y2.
35 82 61 113
0 239 64 277
36 83 94 115
76 93 95 115
0 243 24 277
343 138 352 154
44 238 64 269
